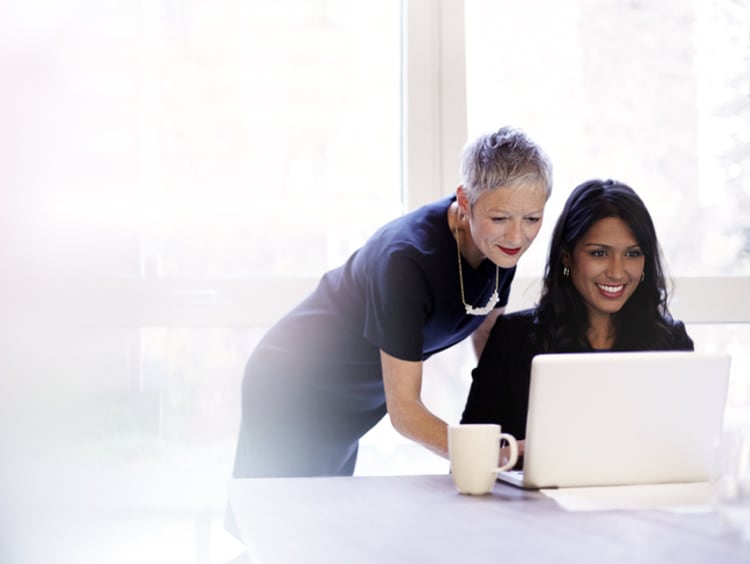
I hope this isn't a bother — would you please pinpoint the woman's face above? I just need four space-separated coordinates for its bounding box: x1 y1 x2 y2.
462 182 548 269
567 216 646 321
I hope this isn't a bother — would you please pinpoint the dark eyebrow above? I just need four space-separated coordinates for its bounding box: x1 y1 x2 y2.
582 243 642 250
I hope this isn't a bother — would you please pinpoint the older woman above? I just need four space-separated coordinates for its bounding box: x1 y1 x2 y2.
233 126 553 478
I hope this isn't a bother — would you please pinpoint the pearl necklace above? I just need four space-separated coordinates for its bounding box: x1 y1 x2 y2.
454 223 500 316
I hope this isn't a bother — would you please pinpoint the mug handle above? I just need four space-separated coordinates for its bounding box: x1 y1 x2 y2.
495 432 519 473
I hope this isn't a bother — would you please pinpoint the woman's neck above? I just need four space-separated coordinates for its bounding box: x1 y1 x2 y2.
448 202 483 269
587 314 615 350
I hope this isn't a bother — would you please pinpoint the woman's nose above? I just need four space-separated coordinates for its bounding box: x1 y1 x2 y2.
505 220 523 245
606 256 626 279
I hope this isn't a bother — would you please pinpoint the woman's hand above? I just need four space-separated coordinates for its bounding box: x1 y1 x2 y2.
380 350 450 459
500 439 525 467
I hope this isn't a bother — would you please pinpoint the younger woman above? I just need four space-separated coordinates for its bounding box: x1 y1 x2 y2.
461 179 694 443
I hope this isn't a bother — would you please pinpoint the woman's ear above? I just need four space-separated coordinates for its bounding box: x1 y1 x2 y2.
456 186 470 217
560 250 572 278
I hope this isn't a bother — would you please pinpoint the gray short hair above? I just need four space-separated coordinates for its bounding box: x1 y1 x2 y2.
459 126 553 207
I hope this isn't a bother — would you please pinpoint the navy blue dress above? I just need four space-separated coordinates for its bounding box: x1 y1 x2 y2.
233 196 516 477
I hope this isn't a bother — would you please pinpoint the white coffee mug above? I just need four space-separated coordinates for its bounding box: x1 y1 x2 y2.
448 423 519 495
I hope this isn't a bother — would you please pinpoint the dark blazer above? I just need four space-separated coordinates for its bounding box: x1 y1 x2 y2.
461 308 694 440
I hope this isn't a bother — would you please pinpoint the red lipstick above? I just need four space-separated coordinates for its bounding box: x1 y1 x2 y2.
499 246 521 256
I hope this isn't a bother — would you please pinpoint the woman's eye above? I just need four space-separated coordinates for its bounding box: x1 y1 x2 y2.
590 250 606 257
626 250 643 258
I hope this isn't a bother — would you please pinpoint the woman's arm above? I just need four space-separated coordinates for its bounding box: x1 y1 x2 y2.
470 307 504 358
380 350 450 459
461 311 534 433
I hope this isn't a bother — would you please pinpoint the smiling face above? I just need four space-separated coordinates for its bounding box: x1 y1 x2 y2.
458 181 548 269
567 216 646 323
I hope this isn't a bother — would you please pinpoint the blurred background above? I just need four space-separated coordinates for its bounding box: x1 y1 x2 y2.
1 1 748 562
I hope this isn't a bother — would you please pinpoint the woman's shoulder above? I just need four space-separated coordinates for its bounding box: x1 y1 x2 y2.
662 315 688 333
489 308 537 339
361 196 454 256
661 315 695 350
498 308 537 326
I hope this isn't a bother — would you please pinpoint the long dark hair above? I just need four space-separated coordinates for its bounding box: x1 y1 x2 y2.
535 179 674 352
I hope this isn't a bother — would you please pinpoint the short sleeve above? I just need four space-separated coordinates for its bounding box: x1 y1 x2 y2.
362 252 430 362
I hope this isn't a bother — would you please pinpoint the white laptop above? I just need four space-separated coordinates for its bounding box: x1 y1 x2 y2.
497 350 731 489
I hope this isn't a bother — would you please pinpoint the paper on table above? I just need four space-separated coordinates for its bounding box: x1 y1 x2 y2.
540 481 715 513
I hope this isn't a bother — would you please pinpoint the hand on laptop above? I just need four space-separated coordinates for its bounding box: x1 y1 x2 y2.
500 440 525 467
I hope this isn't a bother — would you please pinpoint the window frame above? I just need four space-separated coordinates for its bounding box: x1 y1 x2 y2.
97 0 748 330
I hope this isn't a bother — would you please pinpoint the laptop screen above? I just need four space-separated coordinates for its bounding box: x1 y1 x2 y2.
500 351 731 489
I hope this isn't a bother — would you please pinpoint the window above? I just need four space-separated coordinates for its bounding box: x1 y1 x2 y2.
465 0 750 278
3 2 401 562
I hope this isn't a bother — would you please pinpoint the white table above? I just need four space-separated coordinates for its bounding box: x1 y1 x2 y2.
227 474 750 564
